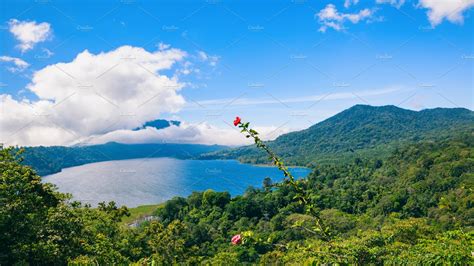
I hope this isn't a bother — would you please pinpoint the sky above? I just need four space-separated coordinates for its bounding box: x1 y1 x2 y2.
0 0 473 147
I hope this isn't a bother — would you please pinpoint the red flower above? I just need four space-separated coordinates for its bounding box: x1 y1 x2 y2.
231 234 242 245
233 116 241 126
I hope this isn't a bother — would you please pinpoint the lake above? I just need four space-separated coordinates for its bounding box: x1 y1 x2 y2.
43 158 311 207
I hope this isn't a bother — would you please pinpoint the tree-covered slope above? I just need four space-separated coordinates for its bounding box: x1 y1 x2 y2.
204 105 474 165
20 142 227 176
1 126 473 264
137 131 474 264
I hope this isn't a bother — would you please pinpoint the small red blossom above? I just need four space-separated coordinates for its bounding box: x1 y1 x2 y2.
231 234 242 245
233 116 241 126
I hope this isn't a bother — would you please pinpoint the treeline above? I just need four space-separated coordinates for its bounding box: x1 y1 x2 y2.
19 142 226 176
1 131 473 264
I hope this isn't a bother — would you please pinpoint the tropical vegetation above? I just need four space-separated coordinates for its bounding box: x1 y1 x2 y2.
1 105 473 264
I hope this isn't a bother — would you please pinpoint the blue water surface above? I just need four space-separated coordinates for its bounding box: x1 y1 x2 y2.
43 158 311 207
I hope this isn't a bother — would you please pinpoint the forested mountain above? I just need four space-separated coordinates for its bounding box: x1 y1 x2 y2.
204 105 474 165
19 105 474 176
3 105 473 264
21 142 227 176
1 129 473 264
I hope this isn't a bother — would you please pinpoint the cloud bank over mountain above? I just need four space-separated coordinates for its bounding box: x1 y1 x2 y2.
1 45 188 146
0 44 285 147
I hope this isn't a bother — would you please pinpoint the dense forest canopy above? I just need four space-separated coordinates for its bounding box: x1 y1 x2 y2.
205 105 474 166
1 105 473 264
1 133 473 263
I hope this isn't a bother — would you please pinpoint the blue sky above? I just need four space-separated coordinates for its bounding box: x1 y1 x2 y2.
1 0 473 146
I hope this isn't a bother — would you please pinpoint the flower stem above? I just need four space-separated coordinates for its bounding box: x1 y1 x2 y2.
236 120 328 239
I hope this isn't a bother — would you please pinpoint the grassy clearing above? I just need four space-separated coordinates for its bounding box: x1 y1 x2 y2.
121 203 162 225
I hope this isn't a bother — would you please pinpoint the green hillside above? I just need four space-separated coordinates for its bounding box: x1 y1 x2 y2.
203 105 474 166
2 105 473 264
1 129 472 264
21 105 474 176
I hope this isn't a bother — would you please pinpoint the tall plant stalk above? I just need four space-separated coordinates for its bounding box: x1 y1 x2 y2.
234 117 327 238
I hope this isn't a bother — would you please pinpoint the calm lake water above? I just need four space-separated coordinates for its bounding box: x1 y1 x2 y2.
43 158 311 207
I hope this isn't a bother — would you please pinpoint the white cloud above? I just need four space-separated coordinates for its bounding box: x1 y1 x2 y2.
197 51 219 66
344 0 359 8
0 55 29 72
418 0 474 26
1 45 188 146
376 0 405 9
376 0 474 26
8 19 52 52
83 122 291 146
316 4 375 32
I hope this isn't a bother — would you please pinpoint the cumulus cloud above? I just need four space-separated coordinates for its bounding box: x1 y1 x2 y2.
316 4 375 32
1 45 188 146
0 56 29 72
8 19 52 52
83 122 291 146
376 0 474 26
418 0 474 26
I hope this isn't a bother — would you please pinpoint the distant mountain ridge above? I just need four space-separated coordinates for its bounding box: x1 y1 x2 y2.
21 142 227 176
19 118 221 176
202 105 474 165
18 105 474 175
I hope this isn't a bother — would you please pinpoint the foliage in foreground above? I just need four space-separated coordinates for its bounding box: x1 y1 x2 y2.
1 132 473 264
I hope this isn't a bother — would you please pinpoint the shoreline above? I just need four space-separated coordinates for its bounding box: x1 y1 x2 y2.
42 158 313 210
42 157 312 178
